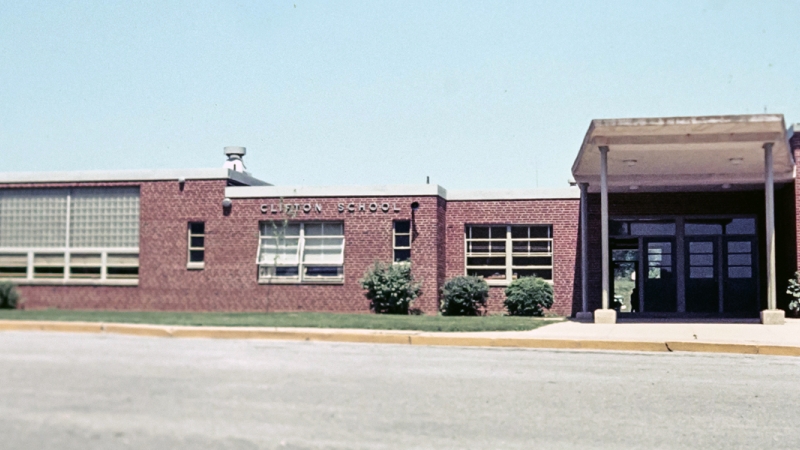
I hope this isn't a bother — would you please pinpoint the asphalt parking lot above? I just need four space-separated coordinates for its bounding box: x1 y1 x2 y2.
1 331 798 449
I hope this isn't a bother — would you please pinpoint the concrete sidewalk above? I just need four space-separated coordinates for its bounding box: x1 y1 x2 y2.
454 318 800 346
1 318 800 356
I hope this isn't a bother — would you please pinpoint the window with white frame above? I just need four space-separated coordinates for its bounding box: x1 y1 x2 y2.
465 225 553 284
257 222 344 282
393 220 411 263
187 222 205 269
0 188 140 284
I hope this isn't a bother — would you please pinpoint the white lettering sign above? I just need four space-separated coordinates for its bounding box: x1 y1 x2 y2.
259 202 405 214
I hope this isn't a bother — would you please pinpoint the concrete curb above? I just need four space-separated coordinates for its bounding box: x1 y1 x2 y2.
1 320 799 357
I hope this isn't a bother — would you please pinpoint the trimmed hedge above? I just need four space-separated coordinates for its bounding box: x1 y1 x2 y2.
440 276 489 316
360 262 421 314
504 276 553 316
0 282 20 309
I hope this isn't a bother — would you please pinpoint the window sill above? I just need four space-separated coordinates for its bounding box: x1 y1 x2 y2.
187 263 205 270
483 279 555 287
4 278 139 286
258 278 344 285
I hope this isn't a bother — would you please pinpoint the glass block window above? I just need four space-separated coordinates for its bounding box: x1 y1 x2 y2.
70 188 139 248
465 225 553 284
0 189 67 247
0 187 140 284
258 222 344 283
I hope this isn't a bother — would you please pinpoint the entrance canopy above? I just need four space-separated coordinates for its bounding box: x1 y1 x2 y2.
572 114 793 192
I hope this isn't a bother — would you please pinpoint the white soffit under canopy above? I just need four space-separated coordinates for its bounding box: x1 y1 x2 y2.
571 114 793 192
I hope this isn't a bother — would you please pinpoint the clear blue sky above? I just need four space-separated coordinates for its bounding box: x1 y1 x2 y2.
1 1 798 189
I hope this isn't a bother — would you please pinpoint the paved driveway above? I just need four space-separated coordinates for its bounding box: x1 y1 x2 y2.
0 331 798 449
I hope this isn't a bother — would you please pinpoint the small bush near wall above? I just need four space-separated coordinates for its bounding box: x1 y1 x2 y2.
787 272 800 317
440 276 489 316
504 277 553 317
360 262 421 314
0 282 20 309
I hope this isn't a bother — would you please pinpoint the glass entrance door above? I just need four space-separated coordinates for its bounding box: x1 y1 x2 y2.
643 238 676 312
612 240 639 313
685 238 719 313
723 238 758 313
610 217 758 316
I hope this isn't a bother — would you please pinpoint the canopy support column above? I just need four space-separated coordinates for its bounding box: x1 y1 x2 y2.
761 142 784 324
595 145 616 323
576 183 592 321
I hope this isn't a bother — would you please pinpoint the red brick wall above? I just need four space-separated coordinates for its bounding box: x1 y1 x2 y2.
13 176 798 316
444 199 581 316
12 180 583 316
15 180 446 314
436 197 448 311
225 195 442 313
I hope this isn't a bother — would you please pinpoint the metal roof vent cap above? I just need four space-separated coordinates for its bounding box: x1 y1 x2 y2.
223 146 247 172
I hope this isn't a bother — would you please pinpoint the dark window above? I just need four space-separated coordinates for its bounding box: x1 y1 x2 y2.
188 222 205 268
393 221 411 263
465 225 553 283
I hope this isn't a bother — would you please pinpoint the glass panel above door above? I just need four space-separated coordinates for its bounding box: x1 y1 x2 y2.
685 221 723 235
724 218 756 235
629 221 676 236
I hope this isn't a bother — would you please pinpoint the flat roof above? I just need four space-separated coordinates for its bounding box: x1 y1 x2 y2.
225 185 579 200
0 168 270 186
446 187 579 201
572 114 793 192
789 123 800 139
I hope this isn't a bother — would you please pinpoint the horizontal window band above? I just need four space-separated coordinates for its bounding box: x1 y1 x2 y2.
484 280 555 286
466 238 553 242
0 248 139 253
4 279 138 286
258 264 343 267
258 280 344 285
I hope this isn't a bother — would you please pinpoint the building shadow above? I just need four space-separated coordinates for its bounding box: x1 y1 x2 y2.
567 312 765 324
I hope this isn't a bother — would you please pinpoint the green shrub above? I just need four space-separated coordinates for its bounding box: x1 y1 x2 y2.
360 262 421 314
440 276 489 316
0 282 20 309
787 272 800 317
504 276 553 316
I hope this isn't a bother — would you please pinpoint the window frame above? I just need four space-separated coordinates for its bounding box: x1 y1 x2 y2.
257 221 345 284
0 247 139 285
0 188 140 286
393 220 411 264
464 224 554 286
187 222 205 270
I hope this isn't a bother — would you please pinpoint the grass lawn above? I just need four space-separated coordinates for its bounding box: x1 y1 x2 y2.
0 309 561 332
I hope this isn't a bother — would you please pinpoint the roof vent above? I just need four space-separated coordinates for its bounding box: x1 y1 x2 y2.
223 146 247 172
